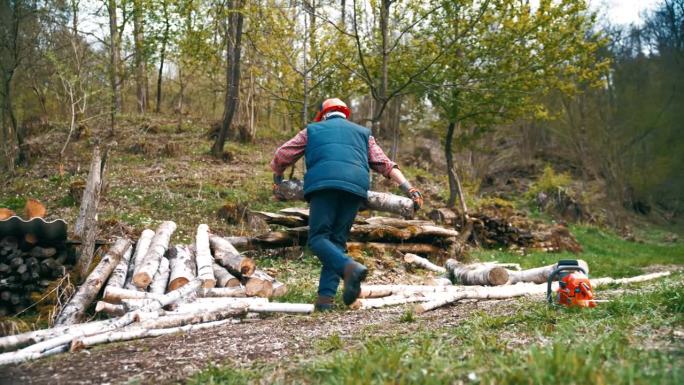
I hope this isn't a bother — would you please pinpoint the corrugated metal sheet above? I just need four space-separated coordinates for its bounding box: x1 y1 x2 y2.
0 216 68 246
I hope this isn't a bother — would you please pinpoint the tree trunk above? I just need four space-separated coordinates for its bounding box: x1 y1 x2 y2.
133 0 147 113
195 224 216 288
212 0 245 157
55 238 132 326
168 244 196 291
445 121 458 208
94 301 125 317
124 229 155 290
107 0 121 133
148 256 170 294
132 221 177 289
445 259 509 286
104 244 133 291
208 234 255 276
155 1 169 113
403 253 446 274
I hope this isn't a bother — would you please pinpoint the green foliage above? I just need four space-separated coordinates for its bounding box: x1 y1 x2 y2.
399 309 415 323
525 165 574 198
187 366 255 385
315 333 343 353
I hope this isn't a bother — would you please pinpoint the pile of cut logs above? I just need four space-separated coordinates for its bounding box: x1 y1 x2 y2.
55 221 295 326
0 238 72 316
225 207 461 259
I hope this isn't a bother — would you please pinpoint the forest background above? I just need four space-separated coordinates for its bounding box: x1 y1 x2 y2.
1 0 682 228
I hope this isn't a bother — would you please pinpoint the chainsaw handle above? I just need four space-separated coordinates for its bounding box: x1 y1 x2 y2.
546 265 587 304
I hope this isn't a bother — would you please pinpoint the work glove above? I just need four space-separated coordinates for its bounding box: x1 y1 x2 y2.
273 174 285 201
400 181 424 211
408 187 424 210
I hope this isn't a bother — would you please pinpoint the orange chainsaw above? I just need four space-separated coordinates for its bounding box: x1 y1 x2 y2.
546 259 597 308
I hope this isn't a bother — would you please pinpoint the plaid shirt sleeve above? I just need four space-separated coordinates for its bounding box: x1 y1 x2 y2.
368 135 398 178
270 129 307 175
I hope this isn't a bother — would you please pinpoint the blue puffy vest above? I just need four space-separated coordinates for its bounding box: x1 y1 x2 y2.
304 116 370 200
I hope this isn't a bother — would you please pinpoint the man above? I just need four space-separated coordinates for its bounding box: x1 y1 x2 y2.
270 98 423 311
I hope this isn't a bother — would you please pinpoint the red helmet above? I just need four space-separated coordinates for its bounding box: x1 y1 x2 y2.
314 98 351 122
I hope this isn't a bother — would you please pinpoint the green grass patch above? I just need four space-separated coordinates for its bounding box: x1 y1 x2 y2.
472 224 684 277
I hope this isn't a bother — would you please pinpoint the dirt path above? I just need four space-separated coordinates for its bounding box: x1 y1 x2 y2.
0 299 522 385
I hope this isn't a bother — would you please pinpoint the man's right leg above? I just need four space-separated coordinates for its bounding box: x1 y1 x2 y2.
308 190 353 303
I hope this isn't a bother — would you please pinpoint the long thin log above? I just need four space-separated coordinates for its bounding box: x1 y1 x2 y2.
507 260 589 284
212 263 240 287
250 211 306 227
105 244 133 290
0 279 202 365
149 256 170 294
133 221 177 289
403 253 446 273
55 237 132 326
124 229 155 290
168 244 196 291
445 259 509 286
209 235 255 276
247 302 314 314
0 319 117 352
195 224 216 288
71 319 234 352
351 294 431 310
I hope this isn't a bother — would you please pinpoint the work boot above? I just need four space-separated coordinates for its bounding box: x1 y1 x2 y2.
342 261 368 306
314 295 334 312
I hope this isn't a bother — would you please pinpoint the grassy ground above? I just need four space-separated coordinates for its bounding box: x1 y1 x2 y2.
188 226 683 385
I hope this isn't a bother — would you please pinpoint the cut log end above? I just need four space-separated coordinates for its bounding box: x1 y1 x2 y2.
202 279 217 289
240 258 256 276
132 273 153 289
168 277 189 292
487 267 510 286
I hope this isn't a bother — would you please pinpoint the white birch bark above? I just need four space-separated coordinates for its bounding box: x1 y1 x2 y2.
125 229 155 290
168 244 195 291
195 224 216 288
149 256 170 294
403 253 446 273
133 221 176 288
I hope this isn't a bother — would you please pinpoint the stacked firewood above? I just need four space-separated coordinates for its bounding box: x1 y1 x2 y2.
53 221 293 326
430 205 582 253
225 208 462 259
0 237 72 316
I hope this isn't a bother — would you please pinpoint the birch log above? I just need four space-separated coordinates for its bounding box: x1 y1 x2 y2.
105 244 133 290
248 302 314 314
55 237 132 326
209 235 255 276
272 281 288 298
445 259 509 286
200 287 246 298
149 257 170 294
125 229 155 290
212 263 240 287
243 269 275 298
195 224 216 288
276 179 415 218
351 294 432 310
133 221 176 288
403 253 446 273
72 320 234 352
0 279 203 365
507 260 589 284
168 244 196 291
103 287 165 304
95 301 125 317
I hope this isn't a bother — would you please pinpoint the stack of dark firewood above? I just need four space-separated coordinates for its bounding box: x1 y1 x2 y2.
430 205 582 253
0 237 71 316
